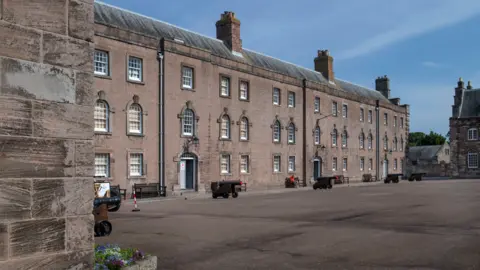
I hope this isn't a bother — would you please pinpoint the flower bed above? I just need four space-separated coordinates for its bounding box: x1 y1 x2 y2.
94 244 149 270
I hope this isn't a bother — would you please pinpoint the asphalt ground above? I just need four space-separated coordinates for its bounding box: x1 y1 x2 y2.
97 179 480 270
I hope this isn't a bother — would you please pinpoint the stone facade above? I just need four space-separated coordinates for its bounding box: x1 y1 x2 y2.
406 142 450 177
92 2 409 194
450 79 480 178
0 0 95 269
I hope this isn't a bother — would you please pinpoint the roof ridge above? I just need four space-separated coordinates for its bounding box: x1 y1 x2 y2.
95 1 224 44
335 78 377 93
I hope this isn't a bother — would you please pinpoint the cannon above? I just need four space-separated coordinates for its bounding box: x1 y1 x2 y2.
384 174 402 184
211 180 242 199
313 177 335 190
93 182 121 237
408 173 426 182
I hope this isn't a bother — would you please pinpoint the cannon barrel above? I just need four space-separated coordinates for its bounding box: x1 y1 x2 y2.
93 197 121 208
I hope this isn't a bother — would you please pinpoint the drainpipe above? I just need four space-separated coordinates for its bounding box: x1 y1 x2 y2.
157 44 166 196
375 100 380 181
302 79 307 187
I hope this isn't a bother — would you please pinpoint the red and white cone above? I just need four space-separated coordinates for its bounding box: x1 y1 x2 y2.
132 188 140 212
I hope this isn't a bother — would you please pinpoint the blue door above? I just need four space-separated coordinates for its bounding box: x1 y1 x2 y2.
313 160 321 179
185 159 194 190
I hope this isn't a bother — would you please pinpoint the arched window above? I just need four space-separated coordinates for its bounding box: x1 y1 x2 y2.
384 136 389 150
273 121 281 142
400 137 404 151
240 117 249 141
288 123 296 144
331 129 337 146
368 133 373 149
314 127 321 145
393 137 398 151
220 115 230 139
359 133 365 149
94 100 109 132
128 103 142 134
182 109 195 136
341 131 348 147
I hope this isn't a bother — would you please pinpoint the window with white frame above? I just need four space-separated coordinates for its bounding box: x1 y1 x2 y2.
368 158 373 170
182 66 193 89
400 117 404 128
360 108 364 122
220 115 230 139
468 128 478 140
273 121 281 142
360 157 364 171
332 129 337 146
384 136 388 150
288 156 296 172
128 56 142 82
240 117 249 140
394 159 398 170
288 123 296 144
341 131 348 148
400 138 404 151
314 127 321 145
393 116 397 127
239 81 249 100
384 113 388 125
95 153 110 177
342 158 348 171
368 134 373 149
467 152 478 168
94 50 109 76
359 133 365 149
240 155 249 173
182 109 195 136
273 155 281 172
220 76 230 97
342 104 348 118
332 157 337 171
393 137 398 151
332 102 338 116
314 97 320 112
400 159 404 172
273 88 280 105
94 100 109 132
128 104 142 134
368 110 373 123
220 154 231 174
288 91 295 107
129 153 143 177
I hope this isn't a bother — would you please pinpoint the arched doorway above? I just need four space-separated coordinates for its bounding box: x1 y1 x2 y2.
179 152 198 191
313 158 322 179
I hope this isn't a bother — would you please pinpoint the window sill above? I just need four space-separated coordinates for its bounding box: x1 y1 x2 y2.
273 171 282 174
273 141 282 144
240 172 250 175
220 173 233 176
181 87 195 91
239 98 249 102
94 74 112 80
273 104 281 107
95 131 112 136
127 133 144 137
94 177 113 181
288 142 296 145
239 139 249 142
127 79 145 85
127 176 146 180
220 94 231 99
219 138 231 141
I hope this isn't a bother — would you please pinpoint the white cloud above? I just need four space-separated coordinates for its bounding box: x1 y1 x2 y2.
335 0 480 61
421 61 446 69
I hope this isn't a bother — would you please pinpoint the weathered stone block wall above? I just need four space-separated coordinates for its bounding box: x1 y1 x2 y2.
449 117 480 178
0 0 95 269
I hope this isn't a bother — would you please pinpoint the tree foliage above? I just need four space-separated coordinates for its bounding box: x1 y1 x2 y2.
408 131 446 147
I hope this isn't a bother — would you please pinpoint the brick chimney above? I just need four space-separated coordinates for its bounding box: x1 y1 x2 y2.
314 50 334 82
375 75 390 99
216 11 242 53
452 77 465 117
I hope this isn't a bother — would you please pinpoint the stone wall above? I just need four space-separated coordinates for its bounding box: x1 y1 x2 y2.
406 161 451 177
450 117 480 178
0 0 95 269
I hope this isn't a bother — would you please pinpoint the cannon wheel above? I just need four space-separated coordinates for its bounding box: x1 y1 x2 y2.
232 192 238 198
212 194 218 199
313 186 318 190
393 179 399 183
384 180 391 184
222 193 229 199
94 221 112 237
327 184 333 189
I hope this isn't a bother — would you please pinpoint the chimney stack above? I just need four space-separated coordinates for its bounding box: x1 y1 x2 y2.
467 80 473 89
452 77 465 117
216 11 242 54
314 50 334 82
375 75 390 99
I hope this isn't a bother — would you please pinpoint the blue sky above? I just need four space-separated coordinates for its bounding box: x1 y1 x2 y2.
100 0 480 136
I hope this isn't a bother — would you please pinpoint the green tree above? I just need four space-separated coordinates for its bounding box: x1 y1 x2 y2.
408 131 446 146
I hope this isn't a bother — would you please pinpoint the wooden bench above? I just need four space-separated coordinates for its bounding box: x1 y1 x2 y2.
110 185 127 200
132 183 161 199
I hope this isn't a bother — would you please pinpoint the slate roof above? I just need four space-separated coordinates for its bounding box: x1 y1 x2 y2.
459 88 480 118
407 145 442 161
94 1 390 102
